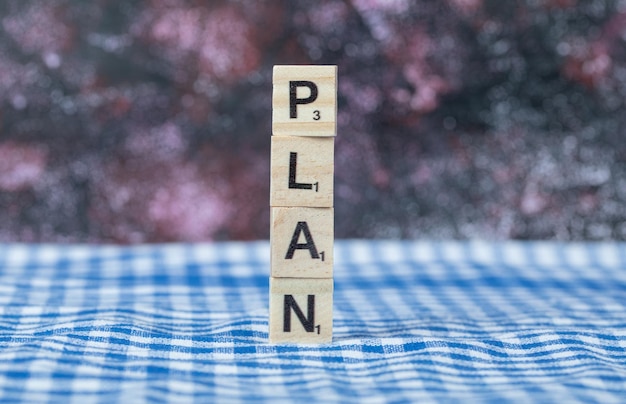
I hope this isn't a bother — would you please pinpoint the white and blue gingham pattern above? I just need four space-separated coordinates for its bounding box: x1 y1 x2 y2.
0 241 625 402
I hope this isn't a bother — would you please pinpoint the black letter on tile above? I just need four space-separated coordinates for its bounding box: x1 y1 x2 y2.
283 294 315 332
285 221 319 259
290 81 318 118
288 152 313 190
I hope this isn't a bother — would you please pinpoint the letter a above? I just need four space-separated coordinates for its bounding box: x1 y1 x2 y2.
285 221 319 259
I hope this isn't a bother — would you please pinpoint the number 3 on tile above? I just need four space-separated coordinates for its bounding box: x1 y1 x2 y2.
313 110 320 121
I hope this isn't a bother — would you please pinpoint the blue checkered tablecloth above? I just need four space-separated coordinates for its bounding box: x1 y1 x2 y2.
0 241 625 402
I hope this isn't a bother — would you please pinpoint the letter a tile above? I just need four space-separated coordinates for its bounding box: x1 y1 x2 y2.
272 65 337 137
271 207 333 278
270 136 334 208
269 277 333 344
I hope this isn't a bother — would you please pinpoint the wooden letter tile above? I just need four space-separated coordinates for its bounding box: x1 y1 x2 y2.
272 65 337 137
270 136 334 208
271 207 333 278
269 277 333 344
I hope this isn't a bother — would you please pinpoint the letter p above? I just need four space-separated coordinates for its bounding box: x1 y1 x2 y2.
289 81 318 119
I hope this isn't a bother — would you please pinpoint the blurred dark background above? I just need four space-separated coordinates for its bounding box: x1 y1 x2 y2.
1 0 625 242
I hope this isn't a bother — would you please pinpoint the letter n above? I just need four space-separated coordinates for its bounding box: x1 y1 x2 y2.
283 294 315 332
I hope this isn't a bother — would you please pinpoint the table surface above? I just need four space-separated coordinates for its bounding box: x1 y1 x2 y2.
0 240 625 403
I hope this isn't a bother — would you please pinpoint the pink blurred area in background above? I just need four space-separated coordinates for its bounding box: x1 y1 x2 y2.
1 0 626 242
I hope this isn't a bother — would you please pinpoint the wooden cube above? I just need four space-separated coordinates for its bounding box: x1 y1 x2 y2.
269 277 333 344
271 207 333 278
272 65 337 137
270 136 334 208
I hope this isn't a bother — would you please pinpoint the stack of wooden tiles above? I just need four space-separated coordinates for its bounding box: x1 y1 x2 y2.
269 65 337 344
